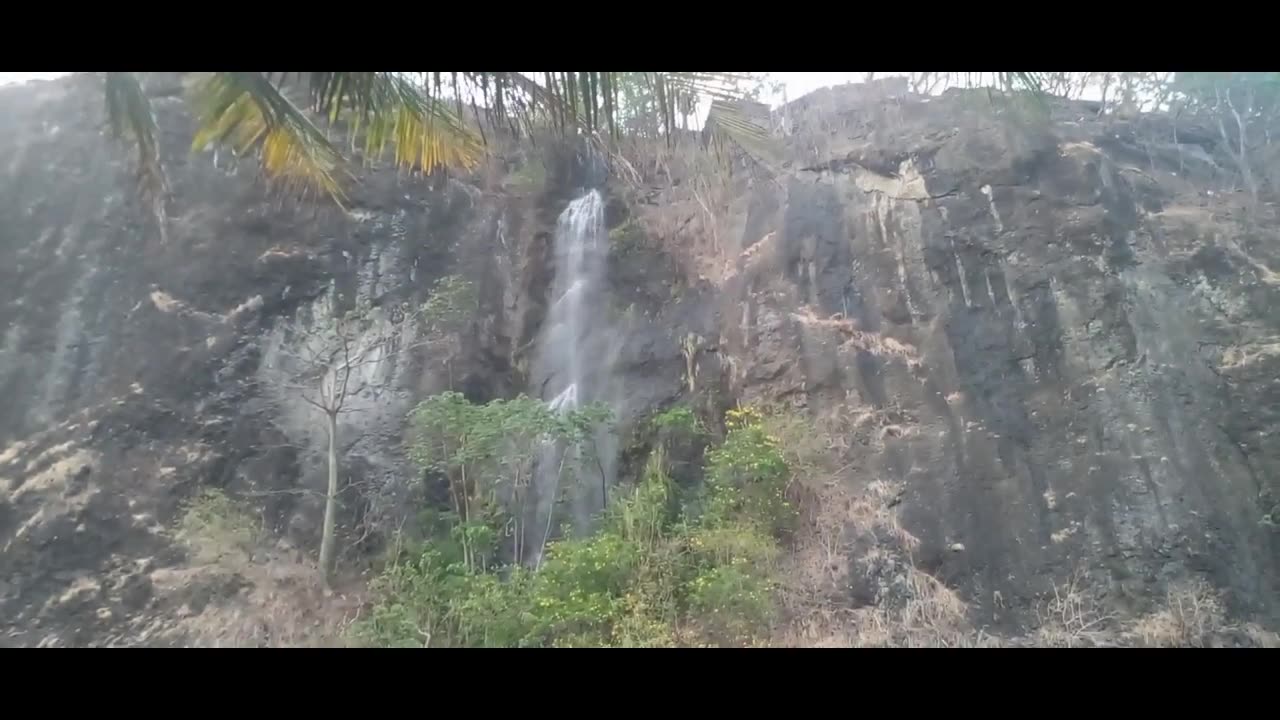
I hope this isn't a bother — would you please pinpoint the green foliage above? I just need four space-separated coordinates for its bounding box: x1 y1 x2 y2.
686 563 776 645
353 547 534 648
607 218 645 257
522 532 638 645
702 406 796 536
421 275 478 336
359 401 799 647
651 405 706 440
178 488 260 565
105 72 166 225
408 391 611 571
409 392 608 477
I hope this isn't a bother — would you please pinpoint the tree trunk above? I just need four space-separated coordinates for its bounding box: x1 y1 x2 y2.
319 410 339 584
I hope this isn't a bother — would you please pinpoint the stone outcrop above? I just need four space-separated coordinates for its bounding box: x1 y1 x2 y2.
644 82 1280 633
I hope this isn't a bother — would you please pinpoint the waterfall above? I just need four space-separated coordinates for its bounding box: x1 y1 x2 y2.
526 190 618 565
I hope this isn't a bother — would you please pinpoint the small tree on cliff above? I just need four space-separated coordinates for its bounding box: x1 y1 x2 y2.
420 274 479 389
282 299 426 585
278 275 476 584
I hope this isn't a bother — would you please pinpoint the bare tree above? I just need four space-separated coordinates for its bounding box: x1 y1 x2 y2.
277 299 430 585
279 275 480 584
1215 85 1259 200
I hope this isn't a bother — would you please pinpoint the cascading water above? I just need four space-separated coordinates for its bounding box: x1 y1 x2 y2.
526 190 619 566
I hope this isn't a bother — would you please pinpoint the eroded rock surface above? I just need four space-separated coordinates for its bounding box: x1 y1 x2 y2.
645 82 1280 630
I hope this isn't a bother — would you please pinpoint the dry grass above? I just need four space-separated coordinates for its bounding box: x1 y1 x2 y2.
785 305 922 366
899 568 969 631
730 231 781 286
1032 571 1115 647
785 399 919 461
1241 623 1280 648
155 559 364 648
1128 579 1227 648
773 448 978 647
1027 576 1280 648
840 331 921 364
725 406 1280 649
1218 338 1280 372
777 565 983 648
764 400 983 648
783 479 855 601
163 561 366 645
177 488 260 566
167 489 363 647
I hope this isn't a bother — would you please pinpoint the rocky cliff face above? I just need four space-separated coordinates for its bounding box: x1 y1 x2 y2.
648 82 1280 637
1 75 1277 646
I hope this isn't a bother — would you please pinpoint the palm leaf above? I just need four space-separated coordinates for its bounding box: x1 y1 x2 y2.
664 72 757 101
286 72 485 171
189 72 349 203
346 74 485 175
1012 72 1044 94
104 72 169 226
190 73 485 203
704 98 781 168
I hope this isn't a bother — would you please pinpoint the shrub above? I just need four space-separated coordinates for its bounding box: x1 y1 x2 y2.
687 563 777 645
408 391 611 571
651 405 705 437
703 406 796 535
178 488 260 565
524 532 638 645
608 218 644 254
353 546 538 648
422 275 479 337
357 401 799 647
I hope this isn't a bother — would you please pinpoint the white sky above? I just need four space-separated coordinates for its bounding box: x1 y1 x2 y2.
0 71 876 103
761 72 874 105
0 71 69 86
0 71 1116 115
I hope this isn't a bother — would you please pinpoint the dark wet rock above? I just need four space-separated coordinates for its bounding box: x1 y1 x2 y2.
641 86 1280 633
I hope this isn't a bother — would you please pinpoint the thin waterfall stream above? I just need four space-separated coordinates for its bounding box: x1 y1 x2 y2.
527 190 619 567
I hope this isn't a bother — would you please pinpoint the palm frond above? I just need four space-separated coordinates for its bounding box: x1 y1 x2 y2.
1011 72 1044 94
664 72 758 101
190 73 485 203
299 72 485 173
704 97 781 168
189 72 349 203
104 72 169 224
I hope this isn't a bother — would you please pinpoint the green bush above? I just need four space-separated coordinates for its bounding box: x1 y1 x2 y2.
353 548 533 648
422 275 478 336
703 406 796 535
651 406 705 437
687 563 776 645
355 401 799 647
524 532 638 645
608 218 644 253
408 391 610 572
178 488 260 565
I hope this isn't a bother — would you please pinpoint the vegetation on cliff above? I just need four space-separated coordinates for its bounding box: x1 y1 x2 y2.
354 404 795 647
